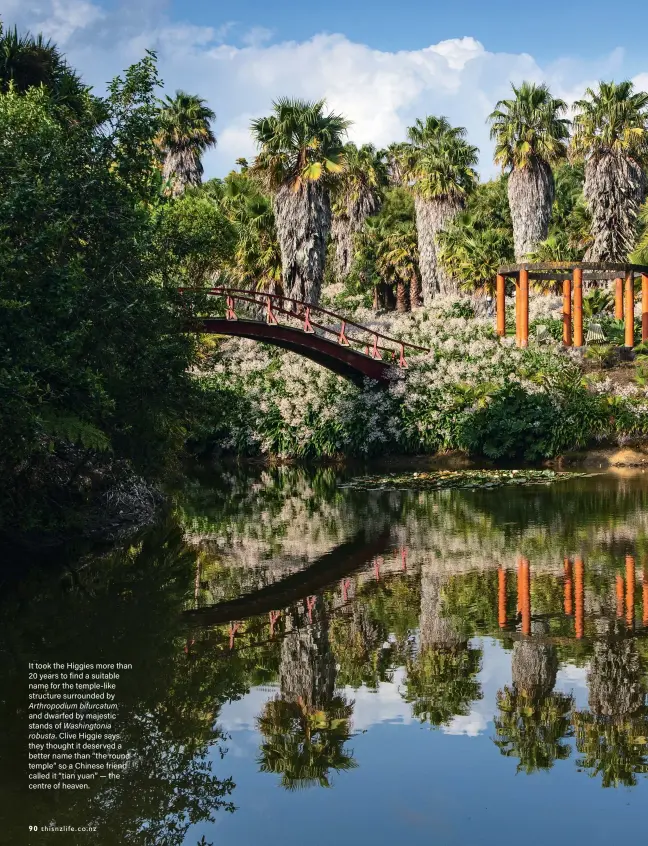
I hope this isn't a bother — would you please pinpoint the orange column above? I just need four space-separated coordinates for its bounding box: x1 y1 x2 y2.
616 574 625 617
625 271 635 348
642 274 648 343
498 566 507 628
573 268 583 347
626 555 635 628
643 562 648 627
496 274 506 337
574 556 584 639
615 277 624 319
515 279 520 345
519 269 529 348
564 558 573 615
563 277 572 346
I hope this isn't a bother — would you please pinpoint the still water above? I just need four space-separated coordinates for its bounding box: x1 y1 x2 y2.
3 465 648 845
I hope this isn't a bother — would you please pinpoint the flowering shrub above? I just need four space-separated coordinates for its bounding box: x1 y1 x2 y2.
189 293 648 460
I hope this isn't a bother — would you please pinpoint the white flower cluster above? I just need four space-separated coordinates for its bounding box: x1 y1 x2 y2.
198 294 648 458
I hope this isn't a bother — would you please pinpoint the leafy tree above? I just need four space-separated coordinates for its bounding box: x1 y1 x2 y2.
572 81 648 261
157 90 217 196
436 176 514 293
250 98 350 303
217 169 282 291
396 116 479 301
331 143 388 278
0 48 199 533
488 81 570 260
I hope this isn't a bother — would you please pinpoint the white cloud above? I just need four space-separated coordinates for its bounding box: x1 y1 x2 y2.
4 2 647 178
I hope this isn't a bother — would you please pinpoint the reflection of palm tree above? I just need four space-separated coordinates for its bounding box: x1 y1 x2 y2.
495 687 573 773
494 621 573 773
257 598 357 789
573 635 648 787
403 567 482 727
257 695 357 790
573 711 648 787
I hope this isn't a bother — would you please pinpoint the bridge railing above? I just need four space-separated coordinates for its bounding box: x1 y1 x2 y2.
180 286 429 368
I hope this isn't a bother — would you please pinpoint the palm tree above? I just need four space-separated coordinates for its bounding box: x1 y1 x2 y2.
397 116 479 302
250 98 350 304
220 170 282 292
572 81 648 261
331 143 388 278
0 23 88 116
377 220 420 312
156 91 217 196
488 82 570 261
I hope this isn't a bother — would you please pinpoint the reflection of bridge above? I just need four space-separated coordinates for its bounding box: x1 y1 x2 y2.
182 287 429 383
185 540 648 652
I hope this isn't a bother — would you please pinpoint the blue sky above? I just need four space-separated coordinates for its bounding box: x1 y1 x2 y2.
3 0 648 177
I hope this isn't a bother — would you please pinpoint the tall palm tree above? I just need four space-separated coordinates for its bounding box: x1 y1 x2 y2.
572 81 648 261
331 143 388 278
488 82 570 261
250 98 350 304
0 23 88 117
156 91 217 197
397 116 479 302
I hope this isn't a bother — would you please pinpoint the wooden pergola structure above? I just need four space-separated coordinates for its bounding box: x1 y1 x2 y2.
495 262 648 348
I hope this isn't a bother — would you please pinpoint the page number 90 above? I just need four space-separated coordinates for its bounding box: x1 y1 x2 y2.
29 826 39 831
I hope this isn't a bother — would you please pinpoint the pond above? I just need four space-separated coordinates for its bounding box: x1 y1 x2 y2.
3 465 648 845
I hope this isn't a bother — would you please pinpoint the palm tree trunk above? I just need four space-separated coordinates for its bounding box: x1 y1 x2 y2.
331 213 355 278
280 601 336 709
372 285 379 311
395 280 408 313
508 160 554 260
274 181 331 304
410 274 421 310
583 152 647 262
414 195 463 303
419 566 463 650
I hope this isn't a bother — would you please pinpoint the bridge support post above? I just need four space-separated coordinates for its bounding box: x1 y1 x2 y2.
642 274 648 343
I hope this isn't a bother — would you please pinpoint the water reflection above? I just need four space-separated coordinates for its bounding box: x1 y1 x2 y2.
3 466 648 845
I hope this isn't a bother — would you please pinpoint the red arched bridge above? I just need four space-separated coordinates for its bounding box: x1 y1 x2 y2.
181 287 429 382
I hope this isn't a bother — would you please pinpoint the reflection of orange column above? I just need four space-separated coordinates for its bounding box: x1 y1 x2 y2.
643 562 648 627
521 557 531 635
517 558 522 614
498 566 507 628
574 556 584 639
626 555 635 628
564 558 573 615
616 574 625 617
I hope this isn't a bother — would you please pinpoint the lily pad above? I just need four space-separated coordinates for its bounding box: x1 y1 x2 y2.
339 468 589 492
